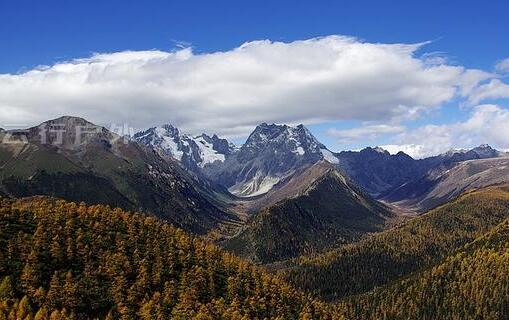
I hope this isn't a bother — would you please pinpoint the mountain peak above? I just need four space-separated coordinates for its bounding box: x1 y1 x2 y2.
24 116 111 149
360 147 390 156
395 151 414 159
160 123 180 137
134 124 234 169
373 146 388 154
222 123 338 197
247 123 288 140
443 148 468 156
52 115 88 122
242 123 324 157
473 144 493 150
39 116 98 128
470 144 500 158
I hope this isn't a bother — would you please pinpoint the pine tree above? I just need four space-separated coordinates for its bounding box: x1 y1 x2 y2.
17 296 32 320
0 277 15 301
45 273 62 310
48 310 61 320
62 271 77 310
20 258 39 296
34 307 49 320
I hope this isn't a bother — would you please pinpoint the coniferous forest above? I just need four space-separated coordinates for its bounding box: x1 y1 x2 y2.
0 197 337 319
282 185 509 301
2 185 509 319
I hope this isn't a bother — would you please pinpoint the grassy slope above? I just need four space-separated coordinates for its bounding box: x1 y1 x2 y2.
0 143 82 178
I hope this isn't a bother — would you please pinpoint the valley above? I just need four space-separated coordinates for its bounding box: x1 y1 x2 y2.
3 3 509 318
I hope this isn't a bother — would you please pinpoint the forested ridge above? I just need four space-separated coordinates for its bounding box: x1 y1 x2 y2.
223 164 393 264
0 197 339 319
282 185 509 301
3 186 509 319
339 217 509 319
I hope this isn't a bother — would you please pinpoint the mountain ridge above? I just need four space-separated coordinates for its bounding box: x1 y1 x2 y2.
0 116 238 234
133 124 236 172
133 120 507 202
222 161 395 263
158 122 341 198
282 184 509 301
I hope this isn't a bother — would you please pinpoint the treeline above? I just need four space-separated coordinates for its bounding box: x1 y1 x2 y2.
281 186 509 301
0 197 340 319
340 218 509 319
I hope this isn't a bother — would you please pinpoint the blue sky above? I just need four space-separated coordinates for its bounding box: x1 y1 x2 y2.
1 0 508 157
1 0 508 72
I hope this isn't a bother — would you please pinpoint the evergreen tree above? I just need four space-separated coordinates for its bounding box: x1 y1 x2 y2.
0 277 15 301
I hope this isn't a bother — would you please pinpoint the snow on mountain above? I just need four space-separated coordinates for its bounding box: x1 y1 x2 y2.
204 123 340 197
321 149 339 164
373 146 389 154
193 135 227 166
134 124 235 170
154 126 185 160
228 172 281 197
438 144 503 161
135 122 341 197
294 146 305 156
239 123 337 162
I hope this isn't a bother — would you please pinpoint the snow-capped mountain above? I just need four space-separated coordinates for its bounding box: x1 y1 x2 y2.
431 144 505 164
135 122 339 197
203 123 340 197
134 124 236 171
238 123 327 159
441 144 504 160
0 116 234 233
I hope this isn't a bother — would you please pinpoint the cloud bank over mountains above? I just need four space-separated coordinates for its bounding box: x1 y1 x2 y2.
0 35 508 157
380 104 509 158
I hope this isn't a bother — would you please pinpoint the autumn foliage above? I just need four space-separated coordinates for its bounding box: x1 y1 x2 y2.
0 197 338 319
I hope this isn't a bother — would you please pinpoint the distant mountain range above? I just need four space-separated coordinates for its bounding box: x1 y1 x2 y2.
134 121 508 212
1 115 509 261
334 144 507 197
3 116 509 319
382 156 509 212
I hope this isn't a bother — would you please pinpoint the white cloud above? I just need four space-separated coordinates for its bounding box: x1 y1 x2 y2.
379 144 429 158
496 58 509 73
381 104 509 158
0 36 491 137
327 124 404 143
468 79 509 104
